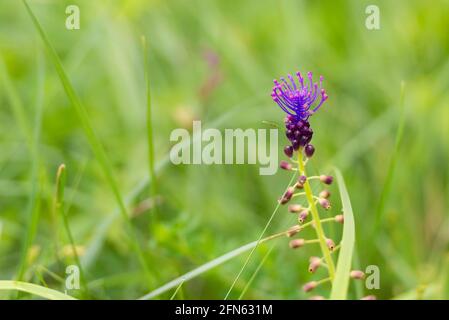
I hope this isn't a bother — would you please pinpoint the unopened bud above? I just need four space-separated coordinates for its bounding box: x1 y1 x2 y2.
350 270 365 280
280 160 292 171
302 281 317 292
326 238 335 251
309 295 325 300
308 257 321 273
298 209 309 223
361 295 376 300
304 144 315 158
280 187 294 205
318 198 331 210
289 238 305 249
288 204 303 213
296 175 307 188
334 214 344 224
319 175 333 185
319 190 331 199
284 145 294 158
286 225 301 237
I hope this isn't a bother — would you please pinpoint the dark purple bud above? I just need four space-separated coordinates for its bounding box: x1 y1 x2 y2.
320 175 333 185
280 187 294 205
299 135 309 146
284 145 294 158
292 140 300 150
305 144 315 158
280 160 292 171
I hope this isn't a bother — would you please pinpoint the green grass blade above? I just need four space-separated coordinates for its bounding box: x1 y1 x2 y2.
238 246 274 300
0 281 76 300
169 278 185 300
374 82 406 231
138 239 262 300
0 56 32 147
21 0 152 284
53 164 89 297
330 168 356 300
142 36 157 194
224 173 297 300
15 50 45 284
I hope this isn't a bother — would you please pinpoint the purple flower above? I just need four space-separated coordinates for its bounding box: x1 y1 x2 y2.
272 71 328 153
271 71 328 120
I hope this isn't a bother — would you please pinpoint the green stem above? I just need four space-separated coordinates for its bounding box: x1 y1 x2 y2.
297 149 335 280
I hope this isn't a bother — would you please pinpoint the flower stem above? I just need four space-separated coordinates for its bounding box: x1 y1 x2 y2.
297 149 335 280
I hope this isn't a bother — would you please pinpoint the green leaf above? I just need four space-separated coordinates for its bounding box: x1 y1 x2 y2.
330 168 356 300
0 281 76 300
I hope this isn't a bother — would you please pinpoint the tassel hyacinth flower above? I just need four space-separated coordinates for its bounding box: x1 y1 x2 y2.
271 71 356 297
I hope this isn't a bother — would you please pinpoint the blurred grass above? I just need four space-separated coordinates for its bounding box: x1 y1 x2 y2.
1 0 449 299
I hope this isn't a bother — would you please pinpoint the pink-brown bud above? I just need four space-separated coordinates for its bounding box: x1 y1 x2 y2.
361 295 377 300
334 214 344 224
319 175 333 185
286 225 301 237
289 238 305 249
302 281 317 292
288 204 303 213
296 175 307 188
309 295 325 300
350 270 365 280
326 238 335 251
280 187 294 205
308 256 321 273
298 209 309 223
280 160 292 171
319 190 331 199
318 198 331 210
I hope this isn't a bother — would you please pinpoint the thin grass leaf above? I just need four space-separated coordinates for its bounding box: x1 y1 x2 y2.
21 0 152 284
139 222 289 301
169 278 185 300
224 173 296 300
0 56 32 147
15 51 45 284
53 164 89 297
0 281 76 300
330 168 355 300
374 82 406 232
238 246 274 300
139 239 262 299
142 36 159 224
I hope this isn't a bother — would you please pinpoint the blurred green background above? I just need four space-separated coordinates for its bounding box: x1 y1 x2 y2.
1 0 449 299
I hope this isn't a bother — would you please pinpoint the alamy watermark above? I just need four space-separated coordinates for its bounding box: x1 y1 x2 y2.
169 121 279 175
365 5 380 30
65 5 80 30
65 265 80 292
